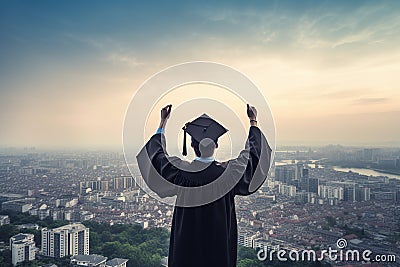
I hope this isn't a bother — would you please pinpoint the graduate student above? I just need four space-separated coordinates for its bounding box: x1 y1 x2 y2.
137 104 272 267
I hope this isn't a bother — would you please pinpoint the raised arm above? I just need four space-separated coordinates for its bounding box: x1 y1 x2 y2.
136 105 181 197
233 104 272 196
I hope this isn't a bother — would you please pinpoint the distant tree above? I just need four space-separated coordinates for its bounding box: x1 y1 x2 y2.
0 250 11 266
0 210 38 224
89 231 101 253
238 246 258 260
322 224 330 230
325 216 336 227
37 218 66 229
0 255 6 267
238 258 263 267
100 230 113 243
0 224 18 242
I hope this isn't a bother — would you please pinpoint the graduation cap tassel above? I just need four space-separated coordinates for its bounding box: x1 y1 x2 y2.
182 127 187 156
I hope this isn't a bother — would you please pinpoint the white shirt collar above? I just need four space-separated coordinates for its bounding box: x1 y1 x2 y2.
194 156 215 163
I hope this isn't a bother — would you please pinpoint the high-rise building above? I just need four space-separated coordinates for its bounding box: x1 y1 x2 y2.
100 180 109 191
356 186 371 201
318 185 344 200
362 148 374 161
278 183 297 197
396 158 400 169
238 230 258 248
308 178 319 194
10 233 36 266
41 223 89 258
113 176 133 192
343 183 356 202
275 166 295 184
301 168 309 179
297 168 310 191
295 162 304 180
396 188 400 202
135 176 145 189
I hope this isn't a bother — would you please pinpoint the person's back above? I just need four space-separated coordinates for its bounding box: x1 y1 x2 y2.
172 161 235 266
137 104 272 267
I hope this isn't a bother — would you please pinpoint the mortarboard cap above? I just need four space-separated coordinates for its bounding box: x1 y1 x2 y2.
182 114 228 156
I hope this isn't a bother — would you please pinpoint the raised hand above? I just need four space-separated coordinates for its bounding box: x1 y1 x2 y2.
159 104 172 128
247 104 257 120
161 104 172 120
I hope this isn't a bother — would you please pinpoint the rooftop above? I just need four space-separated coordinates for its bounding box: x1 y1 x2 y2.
71 254 107 264
106 258 128 266
11 233 34 241
45 222 88 232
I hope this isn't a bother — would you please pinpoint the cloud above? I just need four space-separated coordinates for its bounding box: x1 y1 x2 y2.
319 88 372 99
63 33 143 68
107 52 142 67
64 33 108 50
353 97 388 104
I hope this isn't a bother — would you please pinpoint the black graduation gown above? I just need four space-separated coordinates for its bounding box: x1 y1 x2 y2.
137 126 272 267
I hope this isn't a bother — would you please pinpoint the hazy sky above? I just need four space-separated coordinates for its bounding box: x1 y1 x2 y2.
1 0 400 149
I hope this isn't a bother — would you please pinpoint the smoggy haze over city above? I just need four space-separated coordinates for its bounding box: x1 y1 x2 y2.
1 1 400 149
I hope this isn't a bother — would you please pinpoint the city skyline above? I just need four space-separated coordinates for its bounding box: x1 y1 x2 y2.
1 1 400 148
1 145 399 265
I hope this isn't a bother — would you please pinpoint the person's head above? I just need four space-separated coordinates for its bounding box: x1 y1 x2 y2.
191 137 218 158
182 113 227 157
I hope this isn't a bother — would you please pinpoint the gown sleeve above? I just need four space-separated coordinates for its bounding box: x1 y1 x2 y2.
233 126 272 196
136 133 181 198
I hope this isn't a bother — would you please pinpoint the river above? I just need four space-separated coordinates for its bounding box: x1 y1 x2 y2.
275 160 400 180
332 167 400 180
